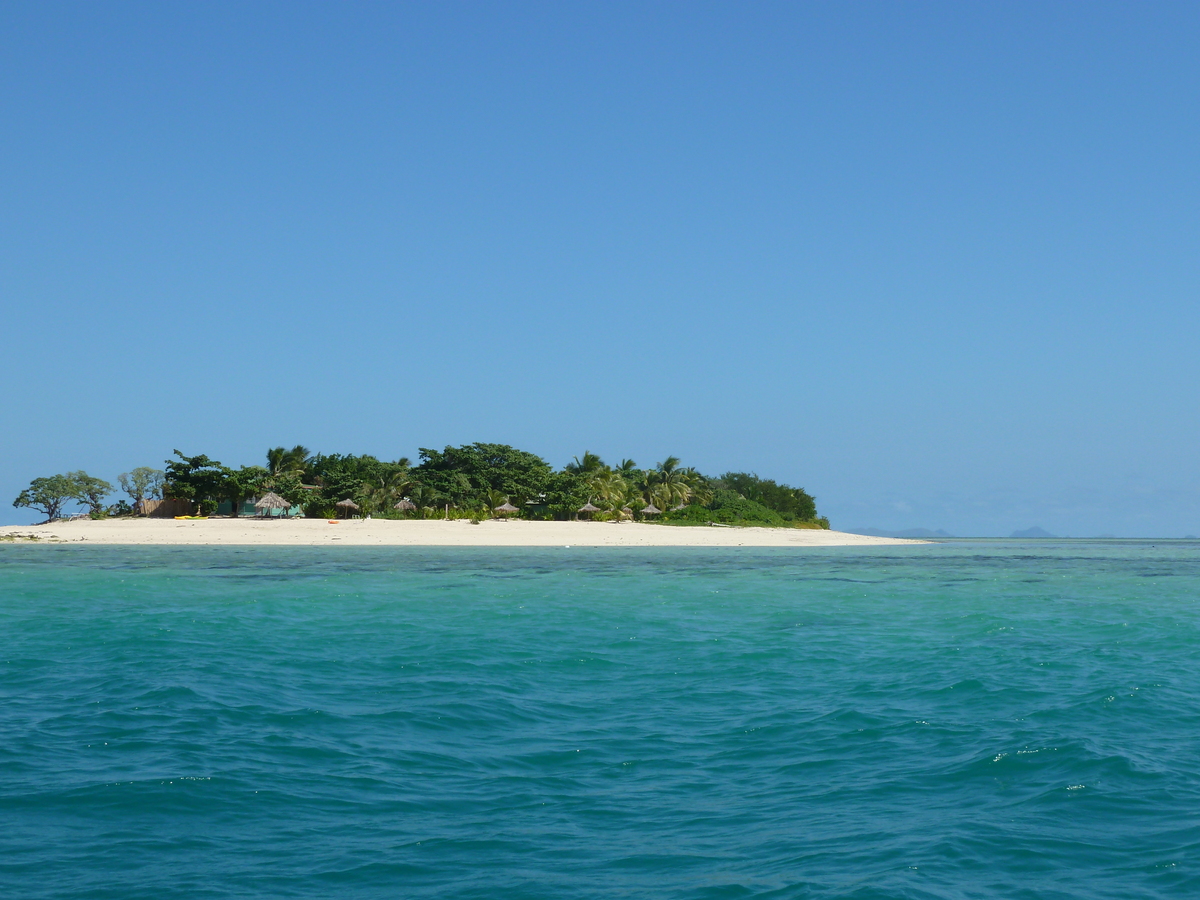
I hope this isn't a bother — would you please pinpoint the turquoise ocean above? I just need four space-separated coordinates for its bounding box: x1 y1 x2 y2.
2 542 1198 898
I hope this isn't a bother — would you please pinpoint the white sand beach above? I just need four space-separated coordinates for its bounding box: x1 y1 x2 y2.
0 518 920 547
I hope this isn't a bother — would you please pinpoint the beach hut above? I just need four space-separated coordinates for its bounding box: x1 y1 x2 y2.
254 492 292 518
393 498 416 511
577 501 601 520
640 503 662 516
335 498 360 519
494 501 519 517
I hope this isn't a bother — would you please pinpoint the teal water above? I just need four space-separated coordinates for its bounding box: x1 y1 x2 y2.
2 543 1199 899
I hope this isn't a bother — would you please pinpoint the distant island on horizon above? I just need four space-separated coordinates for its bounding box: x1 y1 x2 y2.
846 526 1177 540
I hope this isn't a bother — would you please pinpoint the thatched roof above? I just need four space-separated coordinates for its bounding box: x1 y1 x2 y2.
578 502 601 513
640 503 662 514
494 502 519 513
394 499 416 511
254 492 290 510
335 498 360 510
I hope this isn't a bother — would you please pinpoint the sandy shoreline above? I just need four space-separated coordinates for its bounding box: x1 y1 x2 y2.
0 518 921 547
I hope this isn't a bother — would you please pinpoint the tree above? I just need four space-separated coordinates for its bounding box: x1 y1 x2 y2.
414 443 552 509
224 466 268 517
565 451 606 475
362 467 415 515
680 468 714 506
591 473 635 520
542 470 591 520
13 474 81 523
640 457 692 510
587 470 626 505
718 472 818 521
266 445 312 478
304 453 411 513
164 451 230 515
409 483 446 519
119 467 165 505
69 471 113 515
268 472 310 508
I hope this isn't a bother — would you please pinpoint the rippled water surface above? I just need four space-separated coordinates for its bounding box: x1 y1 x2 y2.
2 542 1199 898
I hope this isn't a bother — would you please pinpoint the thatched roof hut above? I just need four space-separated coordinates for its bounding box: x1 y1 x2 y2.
640 503 662 515
254 492 291 516
394 499 416 511
494 502 519 514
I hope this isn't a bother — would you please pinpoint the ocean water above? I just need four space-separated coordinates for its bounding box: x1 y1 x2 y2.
1 543 1198 899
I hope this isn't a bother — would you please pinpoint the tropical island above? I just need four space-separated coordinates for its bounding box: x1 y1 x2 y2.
13 443 830 528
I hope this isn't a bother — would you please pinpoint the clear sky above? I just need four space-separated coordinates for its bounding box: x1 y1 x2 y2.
2 1 1198 535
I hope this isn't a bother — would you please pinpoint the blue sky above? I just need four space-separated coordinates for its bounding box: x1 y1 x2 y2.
2 1 1198 535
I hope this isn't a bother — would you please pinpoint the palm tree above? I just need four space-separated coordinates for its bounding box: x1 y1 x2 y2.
641 458 691 510
266 445 312 478
409 484 445 519
363 469 415 515
588 470 627 507
597 478 636 521
566 451 606 475
681 467 713 506
485 488 511 516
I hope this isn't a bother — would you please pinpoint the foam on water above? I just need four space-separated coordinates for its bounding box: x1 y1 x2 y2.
1 542 1199 898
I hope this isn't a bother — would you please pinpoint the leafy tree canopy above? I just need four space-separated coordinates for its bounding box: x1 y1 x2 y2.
224 466 269 516
69 471 113 514
164 451 231 513
540 470 591 520
73 446 826 526
306 454 407 508
415 443 552 508
13 474 81 522
717 472 818 521
119 467 164 503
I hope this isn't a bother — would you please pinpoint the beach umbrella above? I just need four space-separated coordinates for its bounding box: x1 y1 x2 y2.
577 502 601 519
640 503 661 515
393 499 416 511
254 492 291 517
494 502 519 515
335 498 360 518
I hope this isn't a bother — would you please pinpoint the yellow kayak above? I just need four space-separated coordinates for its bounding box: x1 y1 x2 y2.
174 516 209 520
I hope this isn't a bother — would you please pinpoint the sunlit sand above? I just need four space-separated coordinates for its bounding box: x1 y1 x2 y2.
0 518 921 547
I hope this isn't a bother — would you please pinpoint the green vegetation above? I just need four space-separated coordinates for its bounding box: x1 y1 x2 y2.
72 472 114 517
11 444 828 528
118 467 165 505
12 472 113 522
13 474 81 522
